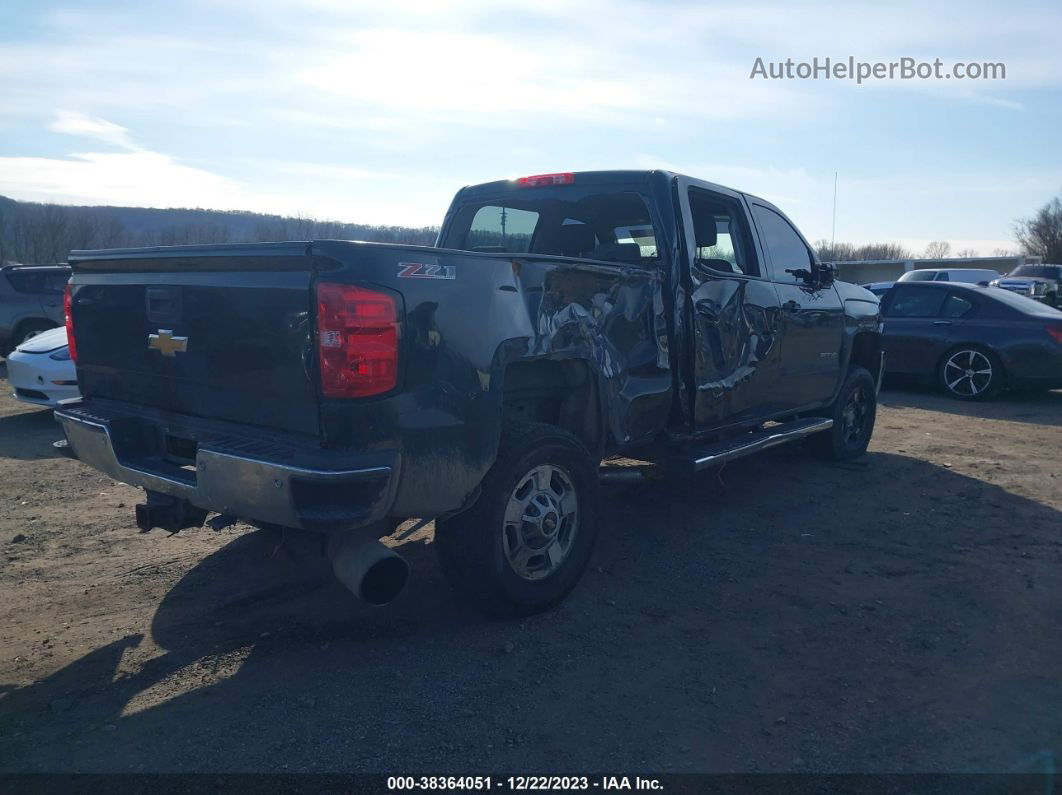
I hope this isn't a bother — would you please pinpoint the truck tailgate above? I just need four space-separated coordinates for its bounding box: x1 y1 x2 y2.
69 245 323 437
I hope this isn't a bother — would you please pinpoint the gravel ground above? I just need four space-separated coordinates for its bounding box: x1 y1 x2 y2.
0 364 1060 774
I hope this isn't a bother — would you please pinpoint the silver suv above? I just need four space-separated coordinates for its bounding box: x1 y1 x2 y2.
0 265 70 356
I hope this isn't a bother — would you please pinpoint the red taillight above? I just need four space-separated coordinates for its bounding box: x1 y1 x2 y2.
64 282 78 364
316 283 399 398
514 172 575 188
1047 324 1062 345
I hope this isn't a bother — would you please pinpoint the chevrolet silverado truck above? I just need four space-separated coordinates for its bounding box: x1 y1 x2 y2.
57 170 882 615
990 264 1062 307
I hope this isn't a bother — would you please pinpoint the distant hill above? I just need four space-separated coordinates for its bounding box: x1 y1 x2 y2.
0 195 439 265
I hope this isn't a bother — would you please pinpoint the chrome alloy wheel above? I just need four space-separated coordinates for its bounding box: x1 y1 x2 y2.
943 349 993 397
501 464 579 581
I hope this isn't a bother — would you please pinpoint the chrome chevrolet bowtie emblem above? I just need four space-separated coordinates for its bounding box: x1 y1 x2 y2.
148 329 188 357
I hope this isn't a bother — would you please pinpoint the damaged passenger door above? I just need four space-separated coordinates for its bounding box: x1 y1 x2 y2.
679 181 784 431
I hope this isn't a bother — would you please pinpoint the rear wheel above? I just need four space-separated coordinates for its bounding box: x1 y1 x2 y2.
435 422 599 616
938 346 1003 400
807 366 877 460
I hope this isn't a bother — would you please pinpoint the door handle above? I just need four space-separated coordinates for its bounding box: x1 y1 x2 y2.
782 300 801 312
933 320 952 326
694 299 719 321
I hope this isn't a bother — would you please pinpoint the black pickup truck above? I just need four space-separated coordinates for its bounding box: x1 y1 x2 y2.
57 170 882 615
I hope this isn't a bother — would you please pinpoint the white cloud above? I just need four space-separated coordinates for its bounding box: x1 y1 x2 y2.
0 113 444 225
0 150 247 209
48 110 138 150
0 0 1057 238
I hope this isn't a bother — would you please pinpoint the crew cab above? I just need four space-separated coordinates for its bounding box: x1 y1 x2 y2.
990 264 1062 307
57 171 883 615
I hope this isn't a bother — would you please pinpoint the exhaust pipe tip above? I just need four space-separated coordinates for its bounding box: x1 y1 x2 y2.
329 536 410 606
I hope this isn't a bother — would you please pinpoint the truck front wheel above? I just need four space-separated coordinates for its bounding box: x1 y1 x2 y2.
807 366 877 460
435 422 599 616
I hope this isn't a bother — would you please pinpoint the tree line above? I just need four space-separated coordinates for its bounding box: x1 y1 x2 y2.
2 191 1060 267
0 196 439 265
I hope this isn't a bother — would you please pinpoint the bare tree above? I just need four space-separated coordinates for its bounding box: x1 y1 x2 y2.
814 240 915 261
923 240 951 259
953 248 979 258
0 204 8 265
1015 195 1062 263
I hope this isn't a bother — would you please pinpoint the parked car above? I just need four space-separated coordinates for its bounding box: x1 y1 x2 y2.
863 268 1001 297
989 264 1061 307
5 325 79 407
881 281 1062 400
897 268 1001 286
57 170 883 615
0 264 70 356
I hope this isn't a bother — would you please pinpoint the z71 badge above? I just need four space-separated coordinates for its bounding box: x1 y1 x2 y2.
397 262 456 280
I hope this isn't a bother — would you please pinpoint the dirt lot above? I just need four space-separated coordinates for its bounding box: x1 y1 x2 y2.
0 365 1059 774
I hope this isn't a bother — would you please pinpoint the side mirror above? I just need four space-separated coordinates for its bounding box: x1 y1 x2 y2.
786 262 835 287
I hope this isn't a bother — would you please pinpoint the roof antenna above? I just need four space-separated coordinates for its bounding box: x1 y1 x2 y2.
831 171 838 254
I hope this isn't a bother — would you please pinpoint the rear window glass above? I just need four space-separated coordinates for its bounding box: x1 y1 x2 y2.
466 206 539 253
444 190 658 264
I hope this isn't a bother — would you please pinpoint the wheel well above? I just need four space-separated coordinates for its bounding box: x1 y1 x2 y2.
501 360 601 454
13 318 58 337
9 318 59 350
849 332 883 381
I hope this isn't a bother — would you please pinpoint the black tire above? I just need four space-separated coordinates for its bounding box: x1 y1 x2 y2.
435 422 599 616
937 345 1004 401
807 366 877 460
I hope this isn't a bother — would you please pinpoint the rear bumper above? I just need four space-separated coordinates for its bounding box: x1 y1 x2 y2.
55 400 400 532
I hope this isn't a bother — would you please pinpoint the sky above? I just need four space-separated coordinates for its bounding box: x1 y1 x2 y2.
1 0 1060 255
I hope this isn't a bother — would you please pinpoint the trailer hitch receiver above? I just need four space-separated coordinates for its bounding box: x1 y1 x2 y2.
135 491 209 533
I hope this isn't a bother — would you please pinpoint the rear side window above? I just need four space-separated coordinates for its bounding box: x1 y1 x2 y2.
5 271 45 294
3 269 70 294
750 204 812 283
42 272 69 295
941 294 974 318
688 189 758 276
466 206 539 253
934 272 950 282
884 287 946 317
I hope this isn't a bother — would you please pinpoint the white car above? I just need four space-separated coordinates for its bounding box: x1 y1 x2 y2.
898 268 1001 285
6 325 79 407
